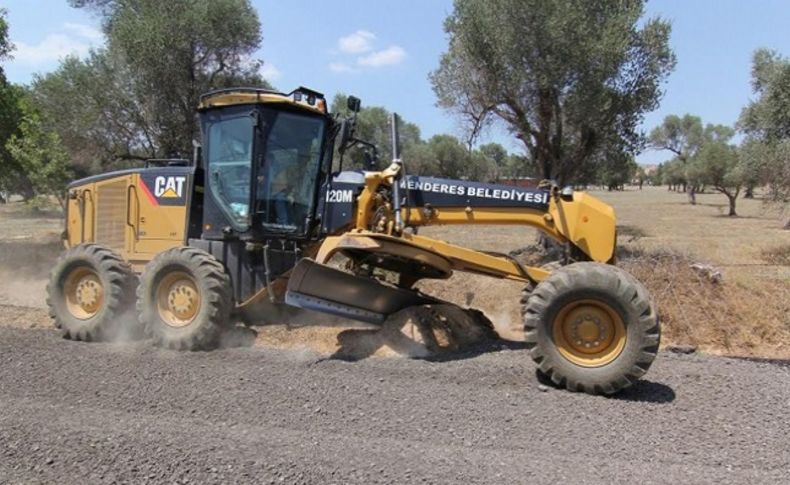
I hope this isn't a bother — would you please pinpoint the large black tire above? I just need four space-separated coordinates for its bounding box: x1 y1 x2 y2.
46 244 138 341
137 247 232 350
522 262 660 395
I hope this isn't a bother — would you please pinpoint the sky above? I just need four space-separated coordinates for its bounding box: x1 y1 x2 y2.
3 0 790 165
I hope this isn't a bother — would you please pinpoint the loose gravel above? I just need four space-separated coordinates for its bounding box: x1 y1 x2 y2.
1 326 789 484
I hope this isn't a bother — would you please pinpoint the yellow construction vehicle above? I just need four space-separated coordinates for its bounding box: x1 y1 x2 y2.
48 87 659 394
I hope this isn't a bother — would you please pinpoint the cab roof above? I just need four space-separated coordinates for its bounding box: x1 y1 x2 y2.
198 87 327 114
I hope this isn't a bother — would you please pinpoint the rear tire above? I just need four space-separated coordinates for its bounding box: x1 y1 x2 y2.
137 247 232 350
46 244 138 341
522 262 660 395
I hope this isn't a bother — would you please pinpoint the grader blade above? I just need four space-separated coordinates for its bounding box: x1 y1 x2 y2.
285 259 436 324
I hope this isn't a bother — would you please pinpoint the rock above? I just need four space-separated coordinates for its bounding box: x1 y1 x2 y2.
537 384 549 392
666 344 698 355
690 263 723 284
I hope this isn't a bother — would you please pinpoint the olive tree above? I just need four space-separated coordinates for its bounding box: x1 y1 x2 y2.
32 0 269 174
692 141 742 216
738 49 790 227
430 0 675 185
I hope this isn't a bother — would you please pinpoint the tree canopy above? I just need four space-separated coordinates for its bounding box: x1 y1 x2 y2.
0 7 12 78
0 9 31 201
738 48 790 214
649 114 704 164
33 0 269 171
331 93 422 171
430 0 675 185
6 95 73 208
331 94 529 182
693 140 741 216
649 114 735 203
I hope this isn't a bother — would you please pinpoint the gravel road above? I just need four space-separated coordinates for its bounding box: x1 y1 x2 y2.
1 324 789 484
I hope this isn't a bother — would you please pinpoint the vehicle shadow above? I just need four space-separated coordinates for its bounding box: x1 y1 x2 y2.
609 380 676 403
535 369 675 403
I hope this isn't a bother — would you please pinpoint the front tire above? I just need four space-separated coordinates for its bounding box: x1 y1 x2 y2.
137 247 232 350
46 244 138 341
522 262 660 395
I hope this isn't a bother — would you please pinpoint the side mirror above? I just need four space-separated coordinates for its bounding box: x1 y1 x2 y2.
363 150 378 171
337 120 352 153
347 95 361 113
192 139 202 167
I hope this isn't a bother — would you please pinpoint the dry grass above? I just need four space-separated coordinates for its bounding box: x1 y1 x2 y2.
619 246 790 358
595 187 790 283
761 243 790 266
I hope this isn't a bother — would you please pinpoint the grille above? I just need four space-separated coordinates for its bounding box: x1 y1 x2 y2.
96 180 127 251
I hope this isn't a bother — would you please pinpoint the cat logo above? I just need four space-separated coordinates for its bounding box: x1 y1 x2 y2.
154 176 186 198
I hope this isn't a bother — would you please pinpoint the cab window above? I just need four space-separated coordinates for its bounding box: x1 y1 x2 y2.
256 111 325 235
205 113 254 230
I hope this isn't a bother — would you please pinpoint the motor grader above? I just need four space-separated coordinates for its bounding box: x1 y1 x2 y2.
48 86 659 395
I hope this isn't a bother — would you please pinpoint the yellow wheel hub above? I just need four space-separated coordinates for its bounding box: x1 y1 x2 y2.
64 267 104 319
157 271 201 328
553 299 626 367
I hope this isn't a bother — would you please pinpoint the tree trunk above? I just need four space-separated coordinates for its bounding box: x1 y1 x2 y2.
744 185 754 199
687 186 696 205
727 194 737 216
719 186 740 216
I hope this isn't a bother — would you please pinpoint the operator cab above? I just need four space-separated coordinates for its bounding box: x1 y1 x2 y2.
198 87 331 240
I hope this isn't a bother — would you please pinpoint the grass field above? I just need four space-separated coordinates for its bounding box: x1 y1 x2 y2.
1 186 788 357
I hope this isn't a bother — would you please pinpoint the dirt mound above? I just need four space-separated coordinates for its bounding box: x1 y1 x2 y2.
251 304 500 359
618 246 790 358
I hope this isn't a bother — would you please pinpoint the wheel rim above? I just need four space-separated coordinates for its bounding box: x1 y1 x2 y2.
156 271 201 328
552 299 626 367
64 267 104 319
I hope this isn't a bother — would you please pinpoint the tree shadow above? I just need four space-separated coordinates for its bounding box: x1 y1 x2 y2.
726 355 790 368
711 214 770 220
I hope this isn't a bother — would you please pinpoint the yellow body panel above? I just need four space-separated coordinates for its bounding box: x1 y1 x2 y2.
399 195 616 264
547 192 616 263
348 166 616 264
65 173 186 270
129 173 188 263
198 92 325 114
